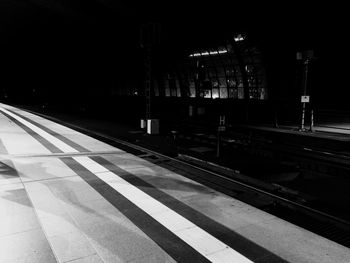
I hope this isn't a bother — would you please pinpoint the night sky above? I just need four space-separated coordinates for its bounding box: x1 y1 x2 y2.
0 1 348 108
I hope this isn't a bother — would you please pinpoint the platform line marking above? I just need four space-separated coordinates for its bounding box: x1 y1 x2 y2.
0 106 253 263
0 150 125 160
73 156 253 262
0 107 78 154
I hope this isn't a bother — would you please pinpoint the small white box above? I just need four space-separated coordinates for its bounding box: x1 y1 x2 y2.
301 96 310 103
140 119 147 129
147 119 159 134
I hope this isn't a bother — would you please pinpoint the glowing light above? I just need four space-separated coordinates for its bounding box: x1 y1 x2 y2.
212 93 219 99
189 49 227 57
189 53 201 57
234 34 245 42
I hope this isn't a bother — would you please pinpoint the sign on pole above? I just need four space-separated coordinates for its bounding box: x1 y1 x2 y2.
301 95 310 103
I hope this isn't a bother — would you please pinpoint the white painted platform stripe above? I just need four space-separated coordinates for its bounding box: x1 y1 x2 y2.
0 108 78 153
0 106 253 263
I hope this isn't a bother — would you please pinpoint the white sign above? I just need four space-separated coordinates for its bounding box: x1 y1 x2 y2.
301 96 310 103
219 115 226 126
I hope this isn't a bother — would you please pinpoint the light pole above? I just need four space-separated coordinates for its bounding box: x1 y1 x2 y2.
300 58 309 131
140 23 160 134
297 50 314 131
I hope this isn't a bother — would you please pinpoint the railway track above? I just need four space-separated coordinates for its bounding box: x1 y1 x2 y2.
172 120 350 178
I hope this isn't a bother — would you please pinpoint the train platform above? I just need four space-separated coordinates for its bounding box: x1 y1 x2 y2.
1 103 350 263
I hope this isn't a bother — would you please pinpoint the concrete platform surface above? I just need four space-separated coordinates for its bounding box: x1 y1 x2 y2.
0 103 349 263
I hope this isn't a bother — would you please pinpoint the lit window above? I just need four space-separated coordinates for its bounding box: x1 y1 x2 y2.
212 88 219 99
220 87 228 98
234 34 245 42
189 49 227 57
204 89 211 98
189 82 196 97
189 53 201 57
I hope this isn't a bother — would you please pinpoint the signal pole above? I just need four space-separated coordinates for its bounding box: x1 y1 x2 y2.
300 58 309 131
297 50 314 131
140 23 160 134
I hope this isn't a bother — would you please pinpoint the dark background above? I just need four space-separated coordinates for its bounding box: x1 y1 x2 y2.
0 1 348 110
